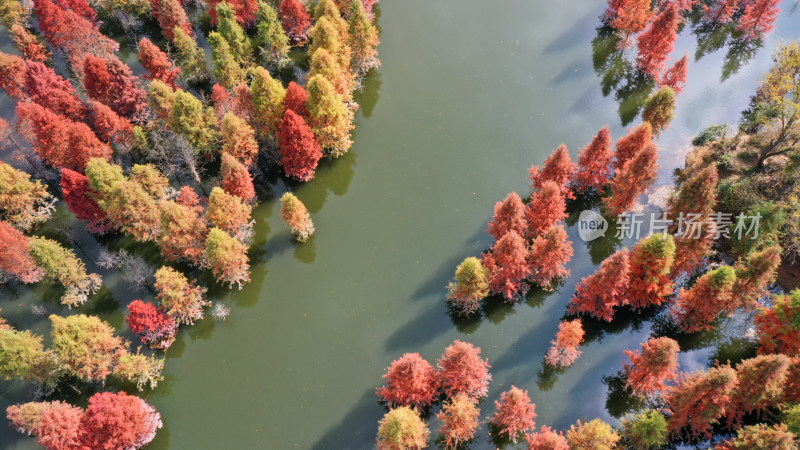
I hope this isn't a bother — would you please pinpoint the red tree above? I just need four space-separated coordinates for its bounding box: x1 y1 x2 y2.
545 319 584 368
665 365 738 438
732 354 791 420
208 0 258 26
0 220 44 283
529 225 572 288
568 248 630 322
52 0 97 21
33 0 118 66
488 192 527 241
490 386 537 442
737 0 781 39
78 392 162 450
82 55 147 120
0 52 26 99
211 84 234 120
7 401 84 450
702 0 739 24
733 245 781 309
623 337 679 396
17 102 112 171
526 426 569 450
604 142 658 216
284 81 309 119
221 152 256 202
60 169 112 233
636 4 680 79
609 0 654 46
278 109 323 182
126 300 178 349
755 290 800 356
437 393 480 450
627 234 675 309
483 230 532 301
614 122 653 170
671 266 737 332
436 340 492 400
525 181 567 238
279 0 312 44
176 186 203 214
138 38 180 89
376 353 439 409
661 55 688 94
23 60 87 121
573 126 614 195
9 24 51 63
150 0 193 42
89 100 134 146
529 144 575 199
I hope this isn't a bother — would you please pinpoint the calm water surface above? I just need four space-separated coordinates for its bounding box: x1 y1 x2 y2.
1 0 799 448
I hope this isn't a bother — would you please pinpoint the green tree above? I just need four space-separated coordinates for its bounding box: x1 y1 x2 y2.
447 257 490 316
376 406 430 450
154 266 209 325
255 1 289 62
208 31 245 89
29 237 102 308
204 227 251 289
49 314 125 383
306 74 353 156
168 90 220 153
348 0 379 76
0 162 52 231
620 410 668 450
216 2 253 66
642 86 675 135
249 66 286 138
0 326 62 387
172 27 208 80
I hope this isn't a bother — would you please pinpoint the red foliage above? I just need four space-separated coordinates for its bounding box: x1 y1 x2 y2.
490 386 537 442
32 0 118 65
52 0 97 21
78 392 162 450
755 291 800 356
732 354 790 420
627 235 675 309
604 142 658 216
211 84 233 120
568 248 630 322
672 230 714 277
82 55 147 120
10 25 51 63
138 38 180 89
525 181 567 238
17 102 112 171
545 319 584 367
279 0 312 43
208 0 258 26
89 100 134 146
623 337 679 396
529 144 575 199
665 365 738 438
126 300 178 349
232 83 255 123
733 245 781 309
284 81 309 119
0 52 26 99
488 192 527 241
436 340 492 400
671 267 737 332
221 153 256 202
24 60 87 121
7 401 84 450
661 55 688 94
175 185 203 214
483 230 532 301
737 0 780 39
376 353 439 409
278 109 323 182
702 0 739 23
0 220 43 283
573 126 613 195
150 0 193 41
526 426 569 450
636 4 680 79
60 168 112 233
528 225 572 288
614 122 652 170
610 0 654 37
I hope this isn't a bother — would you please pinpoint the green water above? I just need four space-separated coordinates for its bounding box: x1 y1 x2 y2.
2 0 799 448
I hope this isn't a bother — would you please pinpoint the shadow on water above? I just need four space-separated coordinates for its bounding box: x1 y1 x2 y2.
601 370 648 419
384 301 450 352
311 390 381 450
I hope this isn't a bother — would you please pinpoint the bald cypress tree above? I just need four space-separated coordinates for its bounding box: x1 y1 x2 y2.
306 74 353 156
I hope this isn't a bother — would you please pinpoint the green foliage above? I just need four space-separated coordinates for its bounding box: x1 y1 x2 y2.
642 86 675 135
129 164 169 199
731 201 786 256
172 27 207 79
620 410 668 450
216 3 253 66
255 1 289 61
168 90 220 153
447 257 490 315
0 327 62 386
49 314 124 383
376 406 430 450
692 124 727 146
115 351 164 390
208 31 245 89
28 237 101 308
306 74 353 156
85 157 125 195
249 66 286 138
782 404 800 436
147 79 176 120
